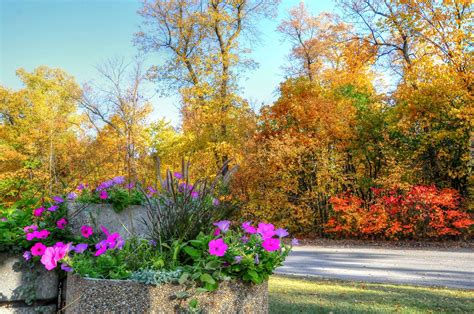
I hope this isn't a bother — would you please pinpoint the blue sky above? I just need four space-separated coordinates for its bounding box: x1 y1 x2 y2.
1 0 336 126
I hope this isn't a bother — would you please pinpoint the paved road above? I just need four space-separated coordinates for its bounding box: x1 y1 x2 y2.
275 246 474 289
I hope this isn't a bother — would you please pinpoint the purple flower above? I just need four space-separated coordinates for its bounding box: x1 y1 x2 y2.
254 253 259 265
291 238 299 246
240 236 249 243
275 228 289 238
61 263 73 272
23 251 32 261
67 192 78 200
242 221 257 234
213 220 231 233
0 217 7 222
234 256 242 264
173 172 183 179
257 223 276 239
149 240 157 246
147 186 157 197
178 182 187 192
125 182 135 189
52 196 64 204
77 183 86 191
73 243 89 254
212 198 220 206
191 191 199 199
112 176 125 185
47 205 58 212
95 240 108 256
208 238 228 257
99 190 108 200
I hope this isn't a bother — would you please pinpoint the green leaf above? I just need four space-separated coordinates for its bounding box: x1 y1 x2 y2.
183 246 201 259
200 273 215 285
178 272 190 285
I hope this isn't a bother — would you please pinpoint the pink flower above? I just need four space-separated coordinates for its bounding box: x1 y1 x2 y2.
99 190 108 200
213 228 221 236
242 221 257 234
191 191 199 199
213 220 231 233
40 245 69 271
174 172 183 179
26 231 38 241
81 225 93 238
208 238 228 257
33 207 44 217
275 228 289 238
95 240 108 256
262 237 281 252
56 218 68 229
257 223 276 239
31 242 47 256
100 225 110 236
37 229 50 239
23 225 38 233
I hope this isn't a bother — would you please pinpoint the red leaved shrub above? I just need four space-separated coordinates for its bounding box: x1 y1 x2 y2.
325 185 473 240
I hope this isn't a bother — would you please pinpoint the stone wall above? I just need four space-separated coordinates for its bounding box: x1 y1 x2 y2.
0 253 58 313
64 274 268 313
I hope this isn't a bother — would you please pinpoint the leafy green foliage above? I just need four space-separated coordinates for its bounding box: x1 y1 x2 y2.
77 187 145 213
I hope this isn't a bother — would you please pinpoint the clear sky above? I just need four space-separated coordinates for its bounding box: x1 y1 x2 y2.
1 0 337 126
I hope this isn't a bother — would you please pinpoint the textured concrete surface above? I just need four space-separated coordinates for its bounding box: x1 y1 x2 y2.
68 203 149 238
276 246 474 289
64 274 268 313
0 253 57 313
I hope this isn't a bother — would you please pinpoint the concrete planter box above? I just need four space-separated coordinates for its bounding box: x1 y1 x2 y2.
65 274 268 313
67 203 149 239
0 253 58 313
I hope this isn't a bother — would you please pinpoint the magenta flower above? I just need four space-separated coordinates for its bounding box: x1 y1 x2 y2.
73 243 89 254
100 225 110 236
208 238 228 257
275 228 289 238
213 220 231 233
95 240 108 256
212 198 220 206
242 221 257 234
37 229 50 239
99 190 108 200
81 225 93 238
213 228 221 236
291 238 299 246
257 223 276 239
26 232 38 241
23 251 32 261
61 263 73 272
56 218 68 229
52 196 64 203
173 172 183 179
47 205 58 212
31 242 47 256
191 191 199 199
262 237 281 252
33 207 44 217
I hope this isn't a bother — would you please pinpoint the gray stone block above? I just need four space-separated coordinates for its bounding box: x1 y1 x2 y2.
67 203 149 239
64 274 268 313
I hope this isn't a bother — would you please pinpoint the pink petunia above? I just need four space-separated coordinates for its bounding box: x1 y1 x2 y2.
208 238 228 257
257 222 276 239
242 221 257 234
31 242 47 256
36 229 50 239
40 245 69 271
26 231 38 241
80 225 93 238
213 228 221 236
33 207 44 217
261 237 281 252
56 218 68 229
23 225 38 233
99 190 108 200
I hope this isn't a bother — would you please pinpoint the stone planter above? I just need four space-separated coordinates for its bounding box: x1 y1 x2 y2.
0 253 58 313
64 274 268 313
67 203 149 239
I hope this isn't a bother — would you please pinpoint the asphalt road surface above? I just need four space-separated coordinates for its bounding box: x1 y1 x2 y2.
275 246 474 289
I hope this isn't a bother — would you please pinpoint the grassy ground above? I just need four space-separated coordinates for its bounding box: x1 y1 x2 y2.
269 275 474 313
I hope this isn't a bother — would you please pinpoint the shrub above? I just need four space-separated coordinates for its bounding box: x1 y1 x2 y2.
325 185 473 240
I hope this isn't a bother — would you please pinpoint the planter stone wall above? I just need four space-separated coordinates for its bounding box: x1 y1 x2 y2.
67 203 149 239
0 253 58 313
65 274 268 314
